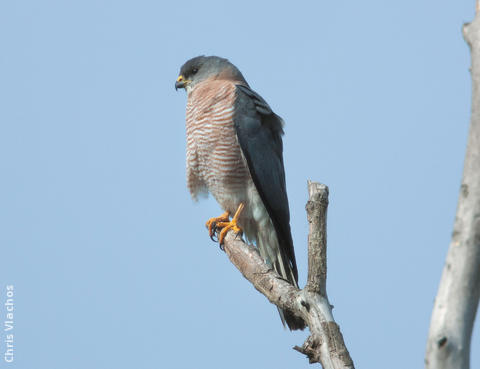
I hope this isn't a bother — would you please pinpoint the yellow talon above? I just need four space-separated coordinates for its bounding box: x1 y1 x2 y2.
205 211 230 239
216 203 244 245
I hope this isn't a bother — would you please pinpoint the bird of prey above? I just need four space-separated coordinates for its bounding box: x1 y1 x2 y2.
175 55 304 330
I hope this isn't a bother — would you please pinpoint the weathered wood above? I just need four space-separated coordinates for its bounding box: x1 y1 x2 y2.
221 181 354 368
425 4 480 368
305 181 329 296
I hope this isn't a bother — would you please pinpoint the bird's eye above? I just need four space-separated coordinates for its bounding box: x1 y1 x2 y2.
191 67 198 74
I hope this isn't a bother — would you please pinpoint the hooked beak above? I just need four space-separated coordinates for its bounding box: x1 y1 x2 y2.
175 75 187 90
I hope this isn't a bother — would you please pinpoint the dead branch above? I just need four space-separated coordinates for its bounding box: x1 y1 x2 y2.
222 181 354 368
424 5 480 369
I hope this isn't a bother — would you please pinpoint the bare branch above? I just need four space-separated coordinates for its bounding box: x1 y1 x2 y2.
306 181 329 296
221 181 354 368
425 12 480 369
223 232 299 314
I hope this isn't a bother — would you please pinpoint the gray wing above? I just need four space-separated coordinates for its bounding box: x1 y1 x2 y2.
233 84 298 282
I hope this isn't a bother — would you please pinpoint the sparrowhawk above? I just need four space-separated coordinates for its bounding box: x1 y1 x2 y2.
175 55 304 330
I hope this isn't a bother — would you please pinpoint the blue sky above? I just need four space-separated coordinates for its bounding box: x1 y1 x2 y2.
0 1 478 368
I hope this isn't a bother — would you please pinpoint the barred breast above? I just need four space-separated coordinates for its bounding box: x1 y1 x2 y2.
185 79 252 215
184 78 290 293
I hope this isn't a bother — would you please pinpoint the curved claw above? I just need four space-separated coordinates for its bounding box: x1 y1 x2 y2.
205 204 245 247
209 222 219 242
217 221 243 245
205 211 230 242
217 203 245 245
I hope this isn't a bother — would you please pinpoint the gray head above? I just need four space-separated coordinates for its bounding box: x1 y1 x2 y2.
175 56 247 92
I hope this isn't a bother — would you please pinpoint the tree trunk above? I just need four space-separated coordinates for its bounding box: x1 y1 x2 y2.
425 3 480 368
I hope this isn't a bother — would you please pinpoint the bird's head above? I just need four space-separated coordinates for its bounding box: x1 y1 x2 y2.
175 55 247 92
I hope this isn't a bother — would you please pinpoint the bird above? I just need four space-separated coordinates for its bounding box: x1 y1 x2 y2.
175 55 305 330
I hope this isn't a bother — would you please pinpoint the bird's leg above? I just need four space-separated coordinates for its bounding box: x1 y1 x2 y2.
216 203 244 246
205 211 230 241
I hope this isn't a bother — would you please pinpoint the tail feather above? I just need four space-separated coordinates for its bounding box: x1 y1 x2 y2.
257 228 306 330
273 252 306 330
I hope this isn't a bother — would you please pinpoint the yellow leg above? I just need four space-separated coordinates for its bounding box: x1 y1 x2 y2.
216 203 244 245
205 211 230 239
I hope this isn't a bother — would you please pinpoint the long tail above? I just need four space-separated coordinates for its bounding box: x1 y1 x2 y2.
256 226 305 330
